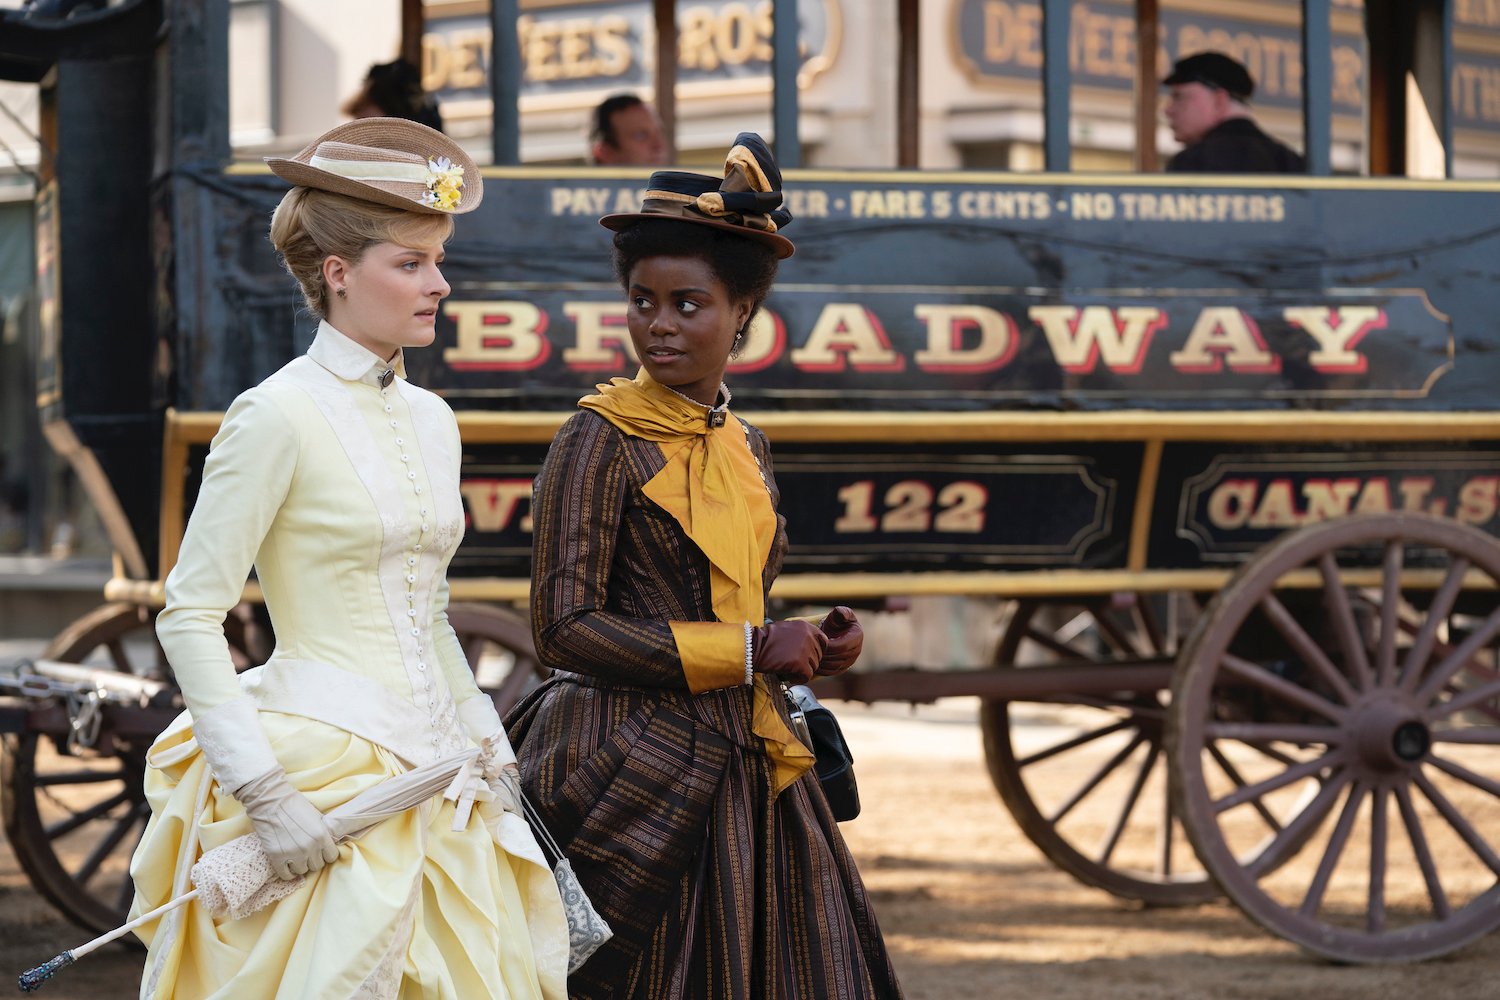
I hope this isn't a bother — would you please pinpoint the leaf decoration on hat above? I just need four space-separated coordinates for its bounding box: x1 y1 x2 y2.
423 155 464 212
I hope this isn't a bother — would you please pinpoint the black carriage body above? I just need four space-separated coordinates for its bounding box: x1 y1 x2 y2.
148 168 1500 586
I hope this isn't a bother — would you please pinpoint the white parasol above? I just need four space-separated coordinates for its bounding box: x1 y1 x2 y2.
19 747 492 993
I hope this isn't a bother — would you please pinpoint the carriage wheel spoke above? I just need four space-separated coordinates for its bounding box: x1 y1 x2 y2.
1415 606 1500 705
1021 692 1167 718
1398 625 1500 717
1246 769 1350 878
1161 592 1203 661
74 808 144 887
1426 753 1500 799
1320 552 1374 693
1429 676 1500 721
1258 594 1359 706
1098 741 1158 864
1089 604 1142 659
1133 598 1166 657
1376 543 1404 687
1368 785 1389 932
1046 733 1147 824
1299 781 1366 917
1222 653 1347 723
105 639 132 674
1395 557 1469 693
1413 771 1500 875
1432 726 1500 745
1156 793 1176 876
37 768 128 787
1209 745 1333 820
1395 783 1451 919
1242 740 1303 767
1021 625 1088 660
45 789 131 841
1207 742 1284 833
1015 717 1133 768
1056 693 1167 720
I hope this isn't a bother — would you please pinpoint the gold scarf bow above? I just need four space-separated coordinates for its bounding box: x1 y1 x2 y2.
578 370 814 793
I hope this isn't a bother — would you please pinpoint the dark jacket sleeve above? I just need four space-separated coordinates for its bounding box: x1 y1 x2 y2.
529 411 694 687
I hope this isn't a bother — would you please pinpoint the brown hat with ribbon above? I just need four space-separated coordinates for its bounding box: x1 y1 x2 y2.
600 132 794 258
265 117 481 215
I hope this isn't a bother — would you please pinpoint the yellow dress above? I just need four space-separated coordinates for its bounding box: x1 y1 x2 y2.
131 322 568 999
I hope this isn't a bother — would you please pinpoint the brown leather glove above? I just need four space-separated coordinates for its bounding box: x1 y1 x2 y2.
816 606 863 676
752 620 827 684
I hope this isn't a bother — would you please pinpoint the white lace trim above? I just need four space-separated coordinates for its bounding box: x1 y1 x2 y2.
352 872 420 999
189 694 278 791
191 832 304 920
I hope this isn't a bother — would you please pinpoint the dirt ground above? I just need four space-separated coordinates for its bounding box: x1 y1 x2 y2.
3 698 1497 999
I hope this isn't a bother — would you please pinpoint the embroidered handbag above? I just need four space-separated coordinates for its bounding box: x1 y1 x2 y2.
785 683 861 821
519 792 614 973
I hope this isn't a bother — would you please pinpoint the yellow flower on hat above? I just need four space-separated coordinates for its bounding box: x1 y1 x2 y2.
423 155 464 212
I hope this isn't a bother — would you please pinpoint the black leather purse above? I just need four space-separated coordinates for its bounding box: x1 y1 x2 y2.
785 683 861 821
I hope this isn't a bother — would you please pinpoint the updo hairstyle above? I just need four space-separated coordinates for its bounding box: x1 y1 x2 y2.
611 219 779 336
269 186 454 317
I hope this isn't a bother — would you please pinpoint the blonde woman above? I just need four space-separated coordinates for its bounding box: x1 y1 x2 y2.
131 119 567 999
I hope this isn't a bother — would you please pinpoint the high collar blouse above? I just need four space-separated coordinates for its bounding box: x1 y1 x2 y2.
156 321 479 768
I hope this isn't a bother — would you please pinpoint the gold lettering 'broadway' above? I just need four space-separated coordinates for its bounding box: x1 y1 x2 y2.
442 300 1403 380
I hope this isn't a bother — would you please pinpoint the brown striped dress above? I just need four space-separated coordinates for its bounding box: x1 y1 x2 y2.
507 406 904 1000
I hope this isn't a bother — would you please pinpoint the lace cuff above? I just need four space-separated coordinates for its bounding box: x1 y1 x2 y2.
191 695 280 793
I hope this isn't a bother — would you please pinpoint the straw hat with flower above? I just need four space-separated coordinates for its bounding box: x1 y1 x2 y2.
265 116 481 215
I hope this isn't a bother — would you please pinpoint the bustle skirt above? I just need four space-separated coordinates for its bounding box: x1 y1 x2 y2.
130 710 569 1000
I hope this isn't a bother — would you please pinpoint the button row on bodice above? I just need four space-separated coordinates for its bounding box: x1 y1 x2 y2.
382 378 443 751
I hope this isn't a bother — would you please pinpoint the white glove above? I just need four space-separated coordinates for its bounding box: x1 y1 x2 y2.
235 767 340 881
488 760 523 815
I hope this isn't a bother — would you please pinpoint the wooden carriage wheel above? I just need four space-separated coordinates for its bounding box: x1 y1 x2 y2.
0 603 253 937
980 593 1221 906
1169 513 1500 962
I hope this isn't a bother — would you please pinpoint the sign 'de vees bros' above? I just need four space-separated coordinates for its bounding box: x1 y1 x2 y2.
421 0 837 103
956 0 1500 133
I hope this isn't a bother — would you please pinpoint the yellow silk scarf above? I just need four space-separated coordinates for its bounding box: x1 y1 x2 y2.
578 369 815 793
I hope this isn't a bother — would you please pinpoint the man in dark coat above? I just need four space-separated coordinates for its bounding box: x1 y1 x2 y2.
1163 51 1305 173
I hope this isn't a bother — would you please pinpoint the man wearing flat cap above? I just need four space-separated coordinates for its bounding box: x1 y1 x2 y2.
1163 51 1305 173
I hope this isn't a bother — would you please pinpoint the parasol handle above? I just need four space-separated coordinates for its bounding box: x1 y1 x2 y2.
17 889 200 993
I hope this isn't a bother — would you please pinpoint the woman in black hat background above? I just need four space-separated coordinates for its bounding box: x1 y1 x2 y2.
507 133 904 999
132 118 568 998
